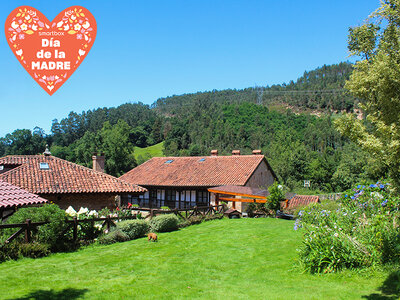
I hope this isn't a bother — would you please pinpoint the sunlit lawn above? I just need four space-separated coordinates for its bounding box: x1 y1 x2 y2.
1 218 394 299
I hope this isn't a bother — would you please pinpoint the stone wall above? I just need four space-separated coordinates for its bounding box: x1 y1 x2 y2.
40 193 117 211
245 160 275 189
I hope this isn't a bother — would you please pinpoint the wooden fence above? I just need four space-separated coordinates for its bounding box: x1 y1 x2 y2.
0 205 224 244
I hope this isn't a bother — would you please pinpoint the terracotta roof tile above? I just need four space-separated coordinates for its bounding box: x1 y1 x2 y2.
0 155 146 195
0 179 47 209
287 195 319 209
120 155 274 187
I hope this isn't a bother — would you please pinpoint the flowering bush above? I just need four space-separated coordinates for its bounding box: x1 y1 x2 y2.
296 182 400 273
65 206 102 241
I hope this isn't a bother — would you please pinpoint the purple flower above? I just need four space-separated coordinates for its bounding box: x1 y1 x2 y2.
381 200 388 207
18 34 24 40
77 34 82 40
379 184 385 189
293 219 301 231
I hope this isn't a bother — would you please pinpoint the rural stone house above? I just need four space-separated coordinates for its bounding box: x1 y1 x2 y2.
0 152 146 210
119 149 277 211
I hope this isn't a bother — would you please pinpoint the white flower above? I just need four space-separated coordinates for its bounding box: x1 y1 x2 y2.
15 49 23 56
78 49 86 56
88 210 98 217
25 14 30 20
63 24 69 31
57 21 64 28
77 207 89 215
82 21 90 29
334 232 339 237
32 24 38 31
94 224 102 230
20 23 28 31
65 206 77 217
74 24 81 31
71 14 76 20
11 21 19 29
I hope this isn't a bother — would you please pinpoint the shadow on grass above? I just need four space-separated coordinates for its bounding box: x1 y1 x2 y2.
9 288 88 300
362 271 400 299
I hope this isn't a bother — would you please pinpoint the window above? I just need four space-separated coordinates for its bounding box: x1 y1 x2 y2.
199 158 206 162
165 190 176 208
39 162 49 170
165 160 174 164
0 165 3 171
196 190 209 206
150 190 157 207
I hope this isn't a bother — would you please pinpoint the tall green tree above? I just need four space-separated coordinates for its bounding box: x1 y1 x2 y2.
99 120 136 177
335 0 400 189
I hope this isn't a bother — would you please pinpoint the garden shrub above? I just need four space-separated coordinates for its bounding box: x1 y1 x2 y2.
19 243 50 259
178 214 223 228
98 229 129 245
296 182 400 273
0 242 21 262
178 215 203 228
3 204 71 252
150 214 179 232
117 220 149 240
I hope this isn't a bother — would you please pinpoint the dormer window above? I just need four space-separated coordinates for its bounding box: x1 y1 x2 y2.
165 160 174 164
39 163 49 170
0 165 3 171
199 158 206 162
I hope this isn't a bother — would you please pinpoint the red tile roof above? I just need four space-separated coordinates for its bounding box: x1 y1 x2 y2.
286 195 319 209
120 155 276 187
0 179 47 209
0 155 146 195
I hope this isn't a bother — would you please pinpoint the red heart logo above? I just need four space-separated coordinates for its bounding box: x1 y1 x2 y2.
5 6 97 95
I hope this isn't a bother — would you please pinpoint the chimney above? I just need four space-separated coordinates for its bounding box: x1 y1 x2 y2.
232 150 241 156
43 144 51 156
252 150 262 155
211 150 218 156
92 152 105 173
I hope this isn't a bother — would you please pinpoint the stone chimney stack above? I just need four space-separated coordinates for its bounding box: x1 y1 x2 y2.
232 150 241 156
92 152 105 173
252 150 262 155
211 150 218 156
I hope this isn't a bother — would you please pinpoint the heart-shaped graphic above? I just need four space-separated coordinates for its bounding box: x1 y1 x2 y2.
5 6 96 95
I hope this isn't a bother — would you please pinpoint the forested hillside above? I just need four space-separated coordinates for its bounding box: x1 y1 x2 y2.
0 62 385 192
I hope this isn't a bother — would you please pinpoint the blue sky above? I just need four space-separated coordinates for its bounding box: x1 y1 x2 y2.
0 0 378 137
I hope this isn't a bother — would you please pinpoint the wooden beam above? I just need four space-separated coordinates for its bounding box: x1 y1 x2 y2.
208 189 267 200
219 197 267 204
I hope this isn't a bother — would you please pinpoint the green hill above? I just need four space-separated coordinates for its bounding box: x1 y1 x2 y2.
134 141 164 164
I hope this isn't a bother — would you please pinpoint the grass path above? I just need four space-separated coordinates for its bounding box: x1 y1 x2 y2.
1 219 391 299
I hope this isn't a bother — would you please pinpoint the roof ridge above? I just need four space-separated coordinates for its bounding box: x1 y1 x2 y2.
47 156 142 189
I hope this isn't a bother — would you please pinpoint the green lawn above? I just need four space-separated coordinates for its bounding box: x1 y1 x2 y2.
134 142 164 164
1 218 394 299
